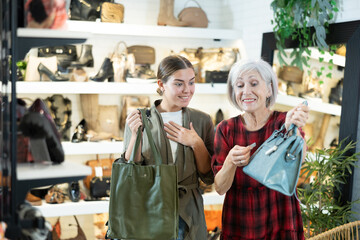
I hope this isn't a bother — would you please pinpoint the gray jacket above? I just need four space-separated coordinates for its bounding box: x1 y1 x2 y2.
123 100 214 240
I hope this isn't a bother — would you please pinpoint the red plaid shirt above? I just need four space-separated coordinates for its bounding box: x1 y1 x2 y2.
212 111 305 240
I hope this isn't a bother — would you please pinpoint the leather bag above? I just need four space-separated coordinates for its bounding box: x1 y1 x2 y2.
90 176 111 198
107 109 178 239
178 0 208 28
38 45 77 69
52 215 86 240
243 123 305 196
110 41 132 82
100 2 124 23
127 45 156 65
84 154 114 189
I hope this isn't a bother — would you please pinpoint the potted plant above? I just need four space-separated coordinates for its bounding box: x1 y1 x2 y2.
270 0 339 70
298 139 360 238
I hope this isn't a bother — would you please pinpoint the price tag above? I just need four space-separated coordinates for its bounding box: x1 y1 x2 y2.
95 166 103 177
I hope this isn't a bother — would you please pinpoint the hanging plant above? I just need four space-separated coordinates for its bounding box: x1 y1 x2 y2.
271 0 338 70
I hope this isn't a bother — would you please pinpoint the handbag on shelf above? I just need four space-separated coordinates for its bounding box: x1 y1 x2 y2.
110 41 132 82
107 109 179 240
243 122 305 196
90 176 111 199
38 45 77 69
52 215 86 240
84 154 114 189
100 2 124 23
127 45 155 65
178 0 209 28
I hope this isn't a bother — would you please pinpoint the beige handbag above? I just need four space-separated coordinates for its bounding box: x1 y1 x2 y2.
110 42 134 82
100 2 124 23
97 105 120 138
178 0 208 28
127 45 156 65
25 55 57 81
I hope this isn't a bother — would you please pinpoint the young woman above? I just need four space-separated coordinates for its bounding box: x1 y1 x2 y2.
123 55 214 240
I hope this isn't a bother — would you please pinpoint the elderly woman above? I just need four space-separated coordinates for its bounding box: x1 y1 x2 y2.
211 59 308 240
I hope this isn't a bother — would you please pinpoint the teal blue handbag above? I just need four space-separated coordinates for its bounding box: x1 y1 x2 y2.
243 123 305 196
107 109 178 239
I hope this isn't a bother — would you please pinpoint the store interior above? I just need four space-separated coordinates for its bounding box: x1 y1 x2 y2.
1 0 360 239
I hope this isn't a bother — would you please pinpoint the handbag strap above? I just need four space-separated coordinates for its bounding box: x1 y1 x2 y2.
111 41 128 59
184 0 202 8
128 109 162 166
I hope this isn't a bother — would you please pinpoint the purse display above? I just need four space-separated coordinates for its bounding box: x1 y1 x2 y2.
178 0 209 28
100 2 124 23
107 109 178 239
52 215 86 240
243 122 306 196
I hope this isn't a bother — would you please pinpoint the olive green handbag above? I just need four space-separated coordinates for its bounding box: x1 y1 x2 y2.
107 109 179 239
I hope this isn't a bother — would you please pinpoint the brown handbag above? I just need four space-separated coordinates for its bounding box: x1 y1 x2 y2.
83 154 114 189
178 0 208 28
52 216 86 240
100 2 124 23
127 45 156 65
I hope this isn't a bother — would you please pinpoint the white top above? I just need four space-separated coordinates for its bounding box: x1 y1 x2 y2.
160 110 182 163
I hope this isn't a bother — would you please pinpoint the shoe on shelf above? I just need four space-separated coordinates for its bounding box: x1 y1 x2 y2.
70 44 94 67
89 57 114 82
38 63 69 81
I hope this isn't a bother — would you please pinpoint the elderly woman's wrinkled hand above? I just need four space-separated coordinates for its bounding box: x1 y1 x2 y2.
226 144 255 167
126 109 142 135
285 102 309 130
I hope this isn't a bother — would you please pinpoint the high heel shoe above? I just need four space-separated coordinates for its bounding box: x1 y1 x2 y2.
71 119 88 143
71 44 94 67
89 58 114 82
38 63 69 81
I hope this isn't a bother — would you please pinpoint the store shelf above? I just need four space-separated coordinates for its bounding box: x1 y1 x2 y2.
62 141 123 155
17 20 241 40
276 94 341 116
35 191 224 217
17 161 91 181
14 81 226 95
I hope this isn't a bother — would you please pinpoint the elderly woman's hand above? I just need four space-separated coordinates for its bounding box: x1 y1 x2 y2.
285 102 309 130
226 144 255 167
126 109 142 136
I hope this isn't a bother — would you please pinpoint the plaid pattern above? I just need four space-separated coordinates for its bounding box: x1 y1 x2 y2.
212 111 305 240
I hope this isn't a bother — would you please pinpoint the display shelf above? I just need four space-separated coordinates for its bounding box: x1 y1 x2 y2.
17 161 91 181
14 81 226 95
18 20 242 41
35 192 224 217
62 141 123 155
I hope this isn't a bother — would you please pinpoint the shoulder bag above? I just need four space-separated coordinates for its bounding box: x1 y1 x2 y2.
243 123 305 196
107 109 179 239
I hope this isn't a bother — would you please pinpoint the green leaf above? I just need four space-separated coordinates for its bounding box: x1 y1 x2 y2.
326 73 332 78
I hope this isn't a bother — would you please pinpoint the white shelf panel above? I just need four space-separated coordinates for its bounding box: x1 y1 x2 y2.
17 161 91 181
35 192 224 217
18 20 242 40
15 82 226 95
276 94 341 116
62 141 123 155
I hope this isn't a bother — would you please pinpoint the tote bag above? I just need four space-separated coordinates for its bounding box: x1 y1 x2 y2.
243 123 305 196
107 109 178 239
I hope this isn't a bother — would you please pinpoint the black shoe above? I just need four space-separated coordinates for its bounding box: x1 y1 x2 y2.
90 58 114 82
70 44 94 67
38 63 69 81
71 119 87 143
68 181 80 202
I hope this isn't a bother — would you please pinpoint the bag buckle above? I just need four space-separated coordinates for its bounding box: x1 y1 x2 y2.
265 145 278 155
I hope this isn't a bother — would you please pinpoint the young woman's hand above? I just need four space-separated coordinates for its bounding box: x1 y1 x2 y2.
164 121 200 148
285 102 309 130
126 109 142 136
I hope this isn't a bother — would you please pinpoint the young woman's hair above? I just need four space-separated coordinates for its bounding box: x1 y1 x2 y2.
227 58 278 110
156 55 194 95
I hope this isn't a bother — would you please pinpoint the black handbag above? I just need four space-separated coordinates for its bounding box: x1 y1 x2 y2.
90 176 111 199
38 45 77 69
205 70 229 84
69 0 111 21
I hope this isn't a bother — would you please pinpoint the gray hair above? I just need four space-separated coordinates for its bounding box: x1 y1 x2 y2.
227 59 278 111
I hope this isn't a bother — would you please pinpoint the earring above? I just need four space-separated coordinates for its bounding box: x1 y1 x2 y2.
266 97 271 108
